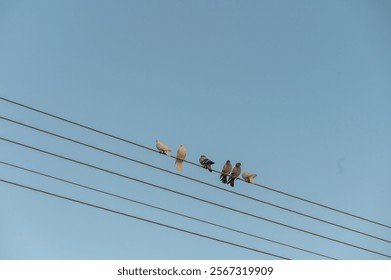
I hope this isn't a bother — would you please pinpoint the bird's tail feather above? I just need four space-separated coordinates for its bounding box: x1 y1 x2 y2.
220 174 227 183
175 160 183 171
227 176 235 187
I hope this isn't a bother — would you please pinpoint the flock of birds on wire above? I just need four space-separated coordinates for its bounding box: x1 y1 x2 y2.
156 139 257 187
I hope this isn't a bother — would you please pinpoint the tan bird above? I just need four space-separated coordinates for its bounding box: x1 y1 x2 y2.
156 139 171 156
175 144 187 171
242 171 257 184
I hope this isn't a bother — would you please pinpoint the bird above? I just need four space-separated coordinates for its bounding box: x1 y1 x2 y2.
242 171 257 184
220 160 232 184
199 155 215 172
227 162 241 187
156 139 171 156
175 144 187 171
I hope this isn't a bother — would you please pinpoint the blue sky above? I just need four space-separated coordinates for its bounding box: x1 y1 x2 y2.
0 0 390 259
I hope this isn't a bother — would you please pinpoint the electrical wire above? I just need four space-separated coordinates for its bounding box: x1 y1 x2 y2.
0 160 336 259
1 96 389 230
0 179 290 260
1 115 389 244
1 136 390 258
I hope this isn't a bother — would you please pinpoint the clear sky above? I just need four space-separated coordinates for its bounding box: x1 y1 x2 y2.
0 0 390 260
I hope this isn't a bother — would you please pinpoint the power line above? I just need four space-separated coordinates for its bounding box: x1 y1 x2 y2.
1 96 389 230
0 179 290 260
2 115 389 244
0 160 335 259
1 136 390 258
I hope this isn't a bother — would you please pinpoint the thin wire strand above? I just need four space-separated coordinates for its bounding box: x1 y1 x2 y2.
0 179 290 260
0 160 335 259
1 116 389 244
1 96 389 229
1 137 390 259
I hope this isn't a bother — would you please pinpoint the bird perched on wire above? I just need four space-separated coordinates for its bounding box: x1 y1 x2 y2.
220 160 232 184
199 155 215 172
175 144 187 171
227 162 241 187
242 171 257 184
156 139 171 156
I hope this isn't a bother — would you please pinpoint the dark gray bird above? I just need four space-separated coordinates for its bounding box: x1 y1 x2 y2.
227 162 241 187
199 155 215 172
220 160 232 184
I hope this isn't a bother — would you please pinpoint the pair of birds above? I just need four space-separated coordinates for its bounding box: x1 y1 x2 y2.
156 139 186 171
220 160 241 187
156 139 257 187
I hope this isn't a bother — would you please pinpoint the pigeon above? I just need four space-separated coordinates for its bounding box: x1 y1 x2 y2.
175 144 187 171
227 162 241 187
242 171 257 184
199 155 215 172
220 160 232 184
156 139 171 156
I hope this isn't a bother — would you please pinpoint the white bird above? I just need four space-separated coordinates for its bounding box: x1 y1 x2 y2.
175 144 187 171
199 155 215 172
220 160 232 184
227 162 241 187
156 139 171 156
242 171 257 184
